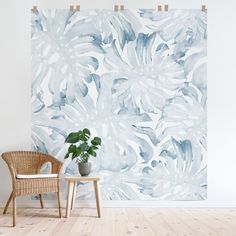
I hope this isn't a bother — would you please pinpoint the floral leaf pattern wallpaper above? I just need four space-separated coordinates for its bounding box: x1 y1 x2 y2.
31 9 207 200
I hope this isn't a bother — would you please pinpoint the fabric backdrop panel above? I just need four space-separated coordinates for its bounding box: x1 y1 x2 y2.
31 9 207 200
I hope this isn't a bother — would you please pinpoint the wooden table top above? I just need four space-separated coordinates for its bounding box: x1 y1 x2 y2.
63 175 100 181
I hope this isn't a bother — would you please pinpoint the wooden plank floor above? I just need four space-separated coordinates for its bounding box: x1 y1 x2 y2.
0 208 235 236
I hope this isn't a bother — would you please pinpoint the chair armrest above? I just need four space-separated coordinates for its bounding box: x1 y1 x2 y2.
1 154 17 181
8 163 17 180
51 162 63 175
43 154 63 175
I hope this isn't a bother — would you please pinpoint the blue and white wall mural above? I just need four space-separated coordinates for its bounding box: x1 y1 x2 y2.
31 9 207 200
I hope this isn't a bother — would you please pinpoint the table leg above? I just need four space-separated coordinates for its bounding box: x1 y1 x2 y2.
71 181 77 210
66 181 75 218
93 180 101 218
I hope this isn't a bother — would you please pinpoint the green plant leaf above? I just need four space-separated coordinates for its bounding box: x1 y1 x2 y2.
87 147 97 157
72 152 78 160
64 153 70 159
79 135 86 142
77 129 89 142
77 130 83 140
91 145 98 150
68 144 76 153
65 132 80 143
79 143 90 151
83 153 89 158
91 137 102 146
76 147 82 156
83 128 90 135
91 151 96 157
83 128 91 141
80 153 89 163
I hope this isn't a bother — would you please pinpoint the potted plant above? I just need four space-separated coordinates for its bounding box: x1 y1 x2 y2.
64 128 101 176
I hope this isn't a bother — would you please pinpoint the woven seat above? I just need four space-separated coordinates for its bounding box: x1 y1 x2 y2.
2 151 63 227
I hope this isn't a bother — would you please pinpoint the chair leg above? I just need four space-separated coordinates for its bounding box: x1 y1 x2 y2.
39 194 44 208
57 191 62 218
3 192 13 214
13 196 16 227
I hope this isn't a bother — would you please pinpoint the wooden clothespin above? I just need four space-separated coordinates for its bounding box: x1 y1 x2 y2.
70 5 75 11
114 5 119 12
76 5 80 11
157 5 162 11
120 5 124 11
31 6 38 13
201 5 207 12
164 4 169 12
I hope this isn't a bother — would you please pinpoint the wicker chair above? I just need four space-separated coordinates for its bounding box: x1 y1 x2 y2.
1 151 63 227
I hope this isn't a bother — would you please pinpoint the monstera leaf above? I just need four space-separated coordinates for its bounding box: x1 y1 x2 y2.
91 137 101 146
137 138 206 200
31 9 104 108
103 33 185 113
65 133 80 143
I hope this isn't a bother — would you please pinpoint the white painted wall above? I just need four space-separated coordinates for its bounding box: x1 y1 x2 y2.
0 0 236 207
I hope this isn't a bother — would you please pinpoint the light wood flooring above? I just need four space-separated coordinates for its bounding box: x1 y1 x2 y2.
0 208 235 236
